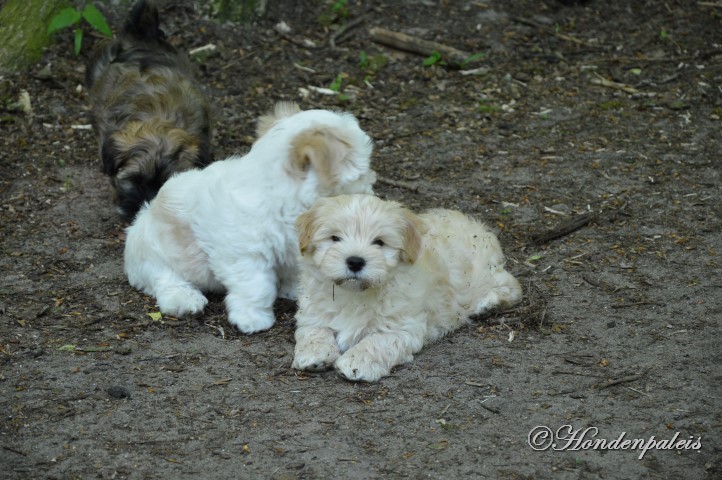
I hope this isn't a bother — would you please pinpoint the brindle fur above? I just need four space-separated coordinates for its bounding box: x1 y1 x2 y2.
87 0 213 221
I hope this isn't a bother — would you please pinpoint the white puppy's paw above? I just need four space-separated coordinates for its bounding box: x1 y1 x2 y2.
227 307 275 334
156 286 208 318
293 344 339 372
277 283 298 301
335 351 390 382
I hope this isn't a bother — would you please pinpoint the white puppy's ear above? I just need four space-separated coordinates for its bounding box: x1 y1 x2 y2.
256 101 301 138
289 129 352 188
400 209 426 264
296 206 319 256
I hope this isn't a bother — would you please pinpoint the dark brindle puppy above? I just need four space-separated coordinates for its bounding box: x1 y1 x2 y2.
87 0 212 221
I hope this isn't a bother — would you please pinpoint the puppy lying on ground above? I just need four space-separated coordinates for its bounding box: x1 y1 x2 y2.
292 194 522 382
124 102 376 333
87 0 213 221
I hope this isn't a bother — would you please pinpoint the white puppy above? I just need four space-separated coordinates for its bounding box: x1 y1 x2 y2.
123 103 376 333
292 194 522 382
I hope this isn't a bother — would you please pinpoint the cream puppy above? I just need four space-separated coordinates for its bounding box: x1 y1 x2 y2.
292 194 522 381
123 103 376 333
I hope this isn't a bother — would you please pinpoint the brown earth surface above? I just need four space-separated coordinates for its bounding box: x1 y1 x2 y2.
1 1 720 478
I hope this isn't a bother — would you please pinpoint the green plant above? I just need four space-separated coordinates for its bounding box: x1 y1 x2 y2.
423 51 444 67
331 0 349 15
359 50 369 69
460 52 485 68
478 101 500 114
359 50 387 78
329 73 349 102
329 73 344 92
318 0 349 27
48 3 112 55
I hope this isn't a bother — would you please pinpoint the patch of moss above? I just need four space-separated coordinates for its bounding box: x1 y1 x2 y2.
597 99 623 110
0 0 67 73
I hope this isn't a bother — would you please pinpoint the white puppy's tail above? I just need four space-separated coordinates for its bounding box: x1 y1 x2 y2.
256 101 302 138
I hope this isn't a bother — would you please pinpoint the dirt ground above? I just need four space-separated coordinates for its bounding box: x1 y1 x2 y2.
1 0 720 478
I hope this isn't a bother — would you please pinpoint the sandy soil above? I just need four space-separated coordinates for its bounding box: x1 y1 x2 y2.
1 0 720 478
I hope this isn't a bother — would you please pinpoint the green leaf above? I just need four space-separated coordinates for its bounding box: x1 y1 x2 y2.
427 440 449 450
147 311 163 322
58 344 77 352
48 8 82 33
359 50 368 69
76 346 112 352
423 51 442 67
74 28 83 55
82 4 112 36
461 52 485 68
332 0 348 14
329 74 344 92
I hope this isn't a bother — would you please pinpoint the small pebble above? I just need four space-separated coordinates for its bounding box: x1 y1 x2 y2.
106 386 131 399
114 345 132 355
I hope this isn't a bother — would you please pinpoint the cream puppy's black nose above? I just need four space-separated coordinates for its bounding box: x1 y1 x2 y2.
346 256 366 272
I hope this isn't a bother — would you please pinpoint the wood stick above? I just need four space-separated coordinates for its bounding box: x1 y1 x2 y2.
369 27 471 68
597 373 644 389
531 212 594 244
590 76 640 95
479 403 500 414
376 175 419 192
611 301 665 309
511 17 595 47
330 14 370 49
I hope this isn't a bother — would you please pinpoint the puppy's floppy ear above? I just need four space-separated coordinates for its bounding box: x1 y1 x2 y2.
400 209 426 264
296 206 319 256
290 129 351 188
256 101 301 138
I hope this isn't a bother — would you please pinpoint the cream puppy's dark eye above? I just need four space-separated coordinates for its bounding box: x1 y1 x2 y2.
331 235 342 242
372 238 385 247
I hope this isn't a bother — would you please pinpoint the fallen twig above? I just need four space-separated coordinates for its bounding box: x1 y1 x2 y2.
511 17 596 47
590 75 640 94
2 445 28 456
479 403 500 414
377 175 419 192
551 370 605 377
330 14 371 49
369 27 472 68
274 23 322 50
204 378 232 389
597 373 645 390
552 371 647 396
531 212 594 245
464 381 489 388
611 301 665 309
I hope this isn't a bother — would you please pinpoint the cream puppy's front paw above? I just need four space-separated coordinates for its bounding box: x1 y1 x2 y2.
293 344 339 372
156 286 208 318
335 350 390 382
